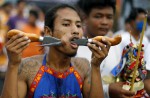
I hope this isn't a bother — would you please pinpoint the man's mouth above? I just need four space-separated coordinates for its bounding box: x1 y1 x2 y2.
98 28 108 33
70 37 79 49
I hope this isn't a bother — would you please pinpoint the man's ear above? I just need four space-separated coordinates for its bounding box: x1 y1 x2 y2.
44 26 53 36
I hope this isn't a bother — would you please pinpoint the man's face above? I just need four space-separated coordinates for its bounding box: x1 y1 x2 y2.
86 6 114 37
18 2 26 13
132 13 146 33
135 13 145 23
28 14 37 25
52 8 83 57
5 5 13 14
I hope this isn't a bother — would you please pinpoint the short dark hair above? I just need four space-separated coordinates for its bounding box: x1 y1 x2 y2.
148 16 150 25
1 2 12 8
44 4 81 31
77 0 116 15
16 0 25 5
128 8 147 21
125 17 131 24
29 9 39 19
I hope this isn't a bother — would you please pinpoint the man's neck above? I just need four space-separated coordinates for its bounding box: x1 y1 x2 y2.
129 30 140 41
29 23 36 27
46 47 71 72
84 30 93 38
17 11 24 18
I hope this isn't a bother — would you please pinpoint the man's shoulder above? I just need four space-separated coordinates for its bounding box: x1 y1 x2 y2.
18 55 44 77
72 57 90 67
22 55 44 64
8 16 18 21
71 57 90 79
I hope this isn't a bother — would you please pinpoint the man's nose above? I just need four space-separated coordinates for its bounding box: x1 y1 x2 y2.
101 17 109 25
71 25 79 35
72 31 79 35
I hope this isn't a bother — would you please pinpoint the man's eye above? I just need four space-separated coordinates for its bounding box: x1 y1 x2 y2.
77 24 82 28
94 15 102 19
107 16 113 19
63 24 70 26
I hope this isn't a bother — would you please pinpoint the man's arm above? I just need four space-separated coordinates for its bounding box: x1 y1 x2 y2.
83 38 111 98
144 79 150 95
1 63 19 98
90 65 104 98
0 33 30 98
1 62 28 98
17 57 41 98
17 60 28 98
144 70 150 95
79 53 104 98
0 70 27 98
109 82 135 98
82 62 105 98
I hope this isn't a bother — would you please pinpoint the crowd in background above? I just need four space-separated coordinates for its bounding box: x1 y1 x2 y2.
0 0 150 95
0 0 45 93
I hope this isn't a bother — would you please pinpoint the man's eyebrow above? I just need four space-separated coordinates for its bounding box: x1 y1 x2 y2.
62 18 71 22
96 13 113 16
62 18 71 21
62 18 81 23
76 21 82 23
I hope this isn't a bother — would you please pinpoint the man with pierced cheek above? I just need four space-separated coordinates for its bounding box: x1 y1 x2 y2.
1 4 111 98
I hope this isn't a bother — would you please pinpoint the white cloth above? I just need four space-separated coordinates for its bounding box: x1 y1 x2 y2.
77 31 150 98
145 26 150 41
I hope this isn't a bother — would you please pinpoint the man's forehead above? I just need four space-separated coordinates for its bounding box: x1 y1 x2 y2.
59 17 81 23
137 13 146 20
90 7 114 15
56 8 81 22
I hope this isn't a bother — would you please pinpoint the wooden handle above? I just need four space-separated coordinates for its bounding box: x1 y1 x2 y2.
7 29 40 42
92 35 122 46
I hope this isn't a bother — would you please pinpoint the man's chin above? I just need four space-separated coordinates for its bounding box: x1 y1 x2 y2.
98 32 108 36
67 52 77 57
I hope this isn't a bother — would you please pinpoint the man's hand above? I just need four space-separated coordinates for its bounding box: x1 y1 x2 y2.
84 38 111 98
87 38 111 67
144 70 150 95
5 33 30 66
109 82 135 98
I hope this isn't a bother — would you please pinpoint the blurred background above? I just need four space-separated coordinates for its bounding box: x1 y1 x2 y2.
0 0 150 32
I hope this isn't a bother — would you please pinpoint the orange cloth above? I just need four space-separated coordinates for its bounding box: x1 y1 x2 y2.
21 24 43 58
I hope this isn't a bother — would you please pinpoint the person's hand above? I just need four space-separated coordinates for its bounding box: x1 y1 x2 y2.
87 38 111 67
109 82 135 98
5 33 30 66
